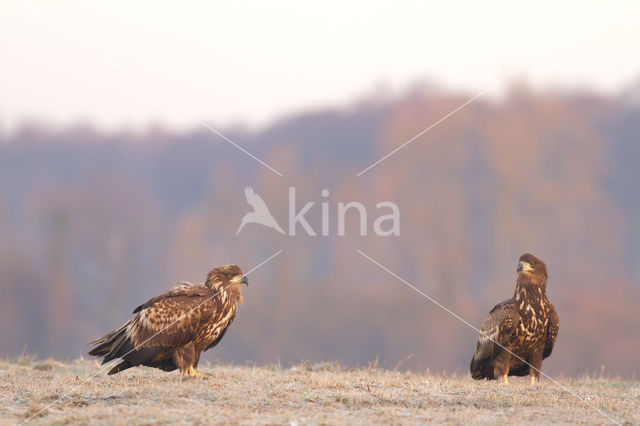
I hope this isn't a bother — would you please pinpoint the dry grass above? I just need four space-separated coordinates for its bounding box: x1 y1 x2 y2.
0 358 638 425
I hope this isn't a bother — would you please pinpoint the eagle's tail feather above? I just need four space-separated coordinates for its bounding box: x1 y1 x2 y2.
108 360 132 375
470 355 490 379
469 324 500 379
88 340 111 357
90 325 176 375
470 354 496 380
89 324 139 372
88 324 129 358
470 336 498 379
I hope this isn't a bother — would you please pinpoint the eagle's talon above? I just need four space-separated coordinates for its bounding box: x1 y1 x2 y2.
183 366 210 378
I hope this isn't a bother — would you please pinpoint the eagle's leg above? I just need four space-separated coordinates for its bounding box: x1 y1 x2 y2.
175 343 209 378
528 350 543 385
503 373 509 384
494 349 511 383
176 347 210 379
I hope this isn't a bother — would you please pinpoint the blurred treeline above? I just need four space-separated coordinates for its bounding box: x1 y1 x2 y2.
1 86 639 377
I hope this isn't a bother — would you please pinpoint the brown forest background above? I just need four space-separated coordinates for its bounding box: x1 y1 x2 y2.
1 85 639 377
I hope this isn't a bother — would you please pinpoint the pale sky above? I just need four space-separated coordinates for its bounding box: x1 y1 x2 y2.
1 1 639 132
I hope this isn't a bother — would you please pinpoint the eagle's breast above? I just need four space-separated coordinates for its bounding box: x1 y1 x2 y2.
193 289 240 350
515 285 550 350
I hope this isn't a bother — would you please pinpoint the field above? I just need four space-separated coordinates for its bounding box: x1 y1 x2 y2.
1 358 637 425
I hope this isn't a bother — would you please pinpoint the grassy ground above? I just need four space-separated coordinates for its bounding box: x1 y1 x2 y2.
1 358 637 425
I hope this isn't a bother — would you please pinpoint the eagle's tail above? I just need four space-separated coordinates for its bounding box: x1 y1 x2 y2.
107 360 133 375
89 324 134 364
90 323 175 375
470 354 494 380
470 335 497 379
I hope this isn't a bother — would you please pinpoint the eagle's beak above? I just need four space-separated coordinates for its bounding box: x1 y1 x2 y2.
241 275 249 286
517 261 532 273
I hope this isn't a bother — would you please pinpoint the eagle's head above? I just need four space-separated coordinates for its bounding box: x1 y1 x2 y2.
205 264 249 290
517 253 547 280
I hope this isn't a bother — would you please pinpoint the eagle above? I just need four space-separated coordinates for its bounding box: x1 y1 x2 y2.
89 264 248 377
470 253 559 384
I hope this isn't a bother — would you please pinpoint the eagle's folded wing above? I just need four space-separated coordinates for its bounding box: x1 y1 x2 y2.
470 300 520 379
126 285 216 349
475 300 519 360
543 303 559 359
132 283 209 314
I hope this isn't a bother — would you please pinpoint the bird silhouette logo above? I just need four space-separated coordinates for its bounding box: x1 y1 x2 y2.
236 186 286 235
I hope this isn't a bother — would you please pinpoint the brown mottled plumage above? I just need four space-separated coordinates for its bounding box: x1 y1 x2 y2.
89 265 248 377
470 253 559 383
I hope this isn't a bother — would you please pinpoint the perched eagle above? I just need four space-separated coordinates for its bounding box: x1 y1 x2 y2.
89 265 248 377
470 253 559 384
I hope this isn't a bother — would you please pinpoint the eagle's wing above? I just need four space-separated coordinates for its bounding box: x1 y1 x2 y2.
543 302 559 359
126 283 217 349
471 300 519 370
244 186 270 212
131 282 208 314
